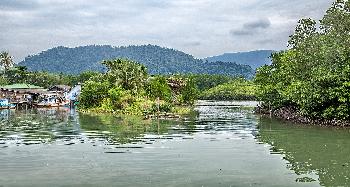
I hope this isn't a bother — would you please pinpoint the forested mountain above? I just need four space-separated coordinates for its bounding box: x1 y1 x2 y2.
204 50 274 69
201 61 254 78
18 45 254 78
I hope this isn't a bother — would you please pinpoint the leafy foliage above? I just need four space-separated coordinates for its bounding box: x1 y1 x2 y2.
255 0 350 120
0 51 14 71
200 78 256 100
79 59 198 115
178 78 199 105
80 80 110 108
146 76 172 102
102 59 148 94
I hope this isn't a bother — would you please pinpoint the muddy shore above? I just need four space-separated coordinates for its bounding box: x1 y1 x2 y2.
256 105 350 127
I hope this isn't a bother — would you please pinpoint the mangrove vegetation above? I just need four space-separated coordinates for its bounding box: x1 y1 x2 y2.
255 0 350 122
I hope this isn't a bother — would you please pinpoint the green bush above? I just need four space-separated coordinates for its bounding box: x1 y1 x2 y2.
80 80 110 109
180 78 199 105
146 76 172 102
108 86 133 110
200 78 256 100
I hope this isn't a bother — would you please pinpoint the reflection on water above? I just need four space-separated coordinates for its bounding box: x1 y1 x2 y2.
0 108 79 146
0 101 259 150
257 117 350 186
0 101 348 186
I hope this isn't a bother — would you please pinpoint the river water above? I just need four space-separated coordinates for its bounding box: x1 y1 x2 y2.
0 101 349 187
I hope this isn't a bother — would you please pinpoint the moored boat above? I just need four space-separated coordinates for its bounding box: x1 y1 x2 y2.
35 97 69 108
0 99 16 109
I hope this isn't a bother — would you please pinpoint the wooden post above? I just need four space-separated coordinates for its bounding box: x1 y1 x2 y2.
157 118 160 135
157 97 160 119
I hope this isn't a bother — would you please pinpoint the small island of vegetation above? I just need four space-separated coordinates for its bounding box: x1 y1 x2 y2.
79 58 198 116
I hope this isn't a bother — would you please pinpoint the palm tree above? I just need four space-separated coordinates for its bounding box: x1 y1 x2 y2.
0 51 14 71
102 59 148 94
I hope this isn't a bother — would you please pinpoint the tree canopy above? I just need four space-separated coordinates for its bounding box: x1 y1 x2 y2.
255 0 350 120
0 51 14 71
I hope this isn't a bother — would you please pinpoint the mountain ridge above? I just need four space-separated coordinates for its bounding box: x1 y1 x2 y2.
18 45 271 78
204 50 274 69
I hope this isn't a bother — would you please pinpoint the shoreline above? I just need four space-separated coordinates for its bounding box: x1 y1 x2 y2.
78 105 195 120
256 105 350 127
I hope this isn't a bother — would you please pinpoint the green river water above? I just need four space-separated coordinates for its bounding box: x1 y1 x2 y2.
0 101 349 187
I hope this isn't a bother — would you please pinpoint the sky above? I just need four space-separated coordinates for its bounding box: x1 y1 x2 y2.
0 0 334 62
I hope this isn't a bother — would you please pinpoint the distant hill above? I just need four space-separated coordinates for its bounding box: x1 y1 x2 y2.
204 50 274 69
18 45 254 78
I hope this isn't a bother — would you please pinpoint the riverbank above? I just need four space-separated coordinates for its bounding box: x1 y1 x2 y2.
256 105 350 127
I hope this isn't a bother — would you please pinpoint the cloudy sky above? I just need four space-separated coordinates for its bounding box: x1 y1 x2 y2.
0 0 333 62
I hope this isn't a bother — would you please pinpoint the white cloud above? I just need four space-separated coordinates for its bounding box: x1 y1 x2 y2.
0 0 334 62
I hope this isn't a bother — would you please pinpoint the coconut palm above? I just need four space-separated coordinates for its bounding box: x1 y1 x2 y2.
102 59 148 94
0 51 14 71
